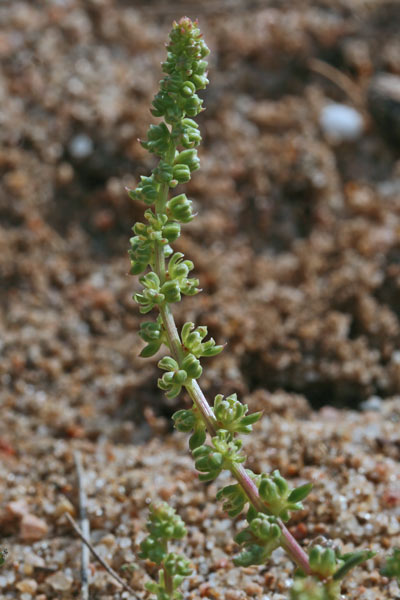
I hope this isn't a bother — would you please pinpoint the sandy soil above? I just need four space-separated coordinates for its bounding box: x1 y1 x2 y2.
0 1 399 598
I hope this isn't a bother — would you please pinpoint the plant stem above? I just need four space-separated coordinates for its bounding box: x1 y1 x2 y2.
185 379 218 437
159 304 185 363
278 519 311 575
163 564 174 597
151 124 312 578
186 381 312 575
153 249 311 574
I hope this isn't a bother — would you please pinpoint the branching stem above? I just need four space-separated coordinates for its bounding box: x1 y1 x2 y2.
132 16 313 584
150 118 312 581
157 289 312 574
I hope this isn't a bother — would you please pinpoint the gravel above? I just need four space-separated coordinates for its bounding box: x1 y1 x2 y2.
1 1 400 598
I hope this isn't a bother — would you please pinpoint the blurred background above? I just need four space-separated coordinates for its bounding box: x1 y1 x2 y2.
1 0 400 444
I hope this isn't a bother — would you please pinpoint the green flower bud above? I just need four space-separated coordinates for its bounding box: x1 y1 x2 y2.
173 404 207 449
161 280 181 303
141 272 160 289
193 444 224 481
258 470 304 520
146 502 187 541
172 409 197 432
144 581 159 595
184 95 203 117
233 544 268 568
168 253 193 279
309 546 337 579
154 161 174 183
191 73 209 89
161 73 181 94
164 253 200 297
158 377 182 399
134 272 164 313
128 236 152 275
233 513 281 567
164 102 184 124
193 56 208 71
214 393 245 425
172 163 191 184
290 578 326 600
174 149 200 172
139 319 164 357
158 356 179 371
129 175 160 206
249 515 280 543
139 535 166 564
216 483 247 518
181 353 202 379
175 118 202 148
180 80 196 97
164 553 192 577
167 194 194 223
158 357 188 398
141 122 171 156
162 221 181 243
213 394 261 435
259 477 280 502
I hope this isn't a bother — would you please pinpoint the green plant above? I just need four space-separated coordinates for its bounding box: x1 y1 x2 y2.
290 546 376 600
140 502 192 600
381 548 400 583
128 17 386 599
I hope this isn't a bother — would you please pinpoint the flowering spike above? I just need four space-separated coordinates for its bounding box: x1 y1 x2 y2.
140 502 192 599
125 18 383 598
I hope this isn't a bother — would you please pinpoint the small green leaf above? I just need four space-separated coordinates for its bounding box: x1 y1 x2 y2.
333 550 376 581
140 342 162 358
288 482 313 503
189 426 206 451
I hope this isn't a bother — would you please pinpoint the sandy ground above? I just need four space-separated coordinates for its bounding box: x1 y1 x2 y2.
0 0 399 598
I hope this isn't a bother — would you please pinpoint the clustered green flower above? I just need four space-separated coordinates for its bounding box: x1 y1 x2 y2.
129 17 395 600
233 513 282 567
140 502 191 600
128 17 209 279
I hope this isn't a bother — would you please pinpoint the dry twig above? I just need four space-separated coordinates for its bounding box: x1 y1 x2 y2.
308 57 364 109
74 451 90 600
65 513 137 598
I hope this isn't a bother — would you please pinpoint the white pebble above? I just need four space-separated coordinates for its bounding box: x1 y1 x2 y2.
69 134 93 158
360 395 382 411
16 579 37 594
46 571 73 591
319 103 364 142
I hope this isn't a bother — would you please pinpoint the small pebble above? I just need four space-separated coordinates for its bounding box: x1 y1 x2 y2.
360 395 382 412
20 514 48 541
319 103 364 141
46 571 73 592
7 500 28 518
16 578 38 594
54 498 75 518
68 134 93 159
